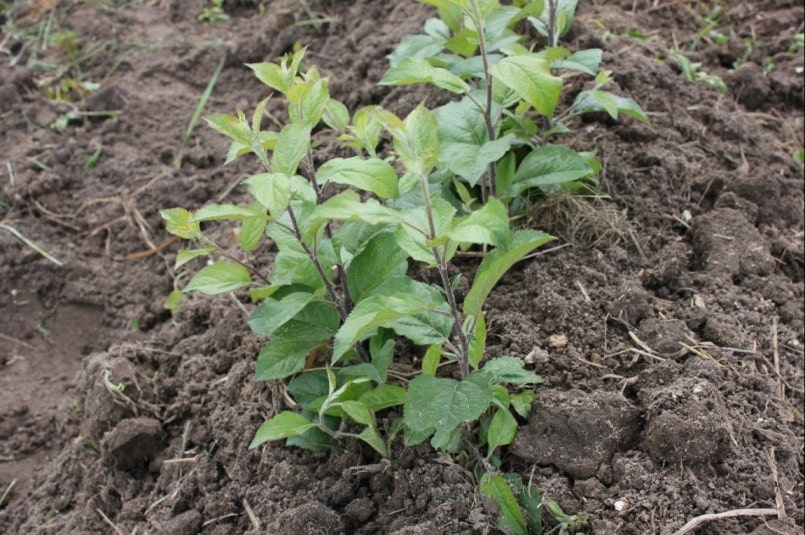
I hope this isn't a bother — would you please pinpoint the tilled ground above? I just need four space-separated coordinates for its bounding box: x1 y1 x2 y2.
0 1 803 533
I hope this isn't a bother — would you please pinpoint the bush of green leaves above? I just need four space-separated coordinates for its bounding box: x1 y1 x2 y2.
163 1 645 532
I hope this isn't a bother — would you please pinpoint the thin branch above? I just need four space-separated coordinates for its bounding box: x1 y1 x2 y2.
287 204 346 320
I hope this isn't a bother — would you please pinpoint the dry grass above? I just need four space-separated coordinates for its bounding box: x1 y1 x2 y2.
525 191 640 251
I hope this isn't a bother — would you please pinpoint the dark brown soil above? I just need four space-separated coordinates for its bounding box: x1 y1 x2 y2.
1 1 803 533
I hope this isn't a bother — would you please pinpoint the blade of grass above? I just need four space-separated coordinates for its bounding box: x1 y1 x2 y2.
0 223 63 266
0 479 16 509
183 55 227 144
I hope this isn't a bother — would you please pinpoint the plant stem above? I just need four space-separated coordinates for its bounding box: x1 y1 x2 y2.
475 14 497 200
203 236 271 286
435 249 470 378
547 0 559 48
286 204 346 321
417 172 470 377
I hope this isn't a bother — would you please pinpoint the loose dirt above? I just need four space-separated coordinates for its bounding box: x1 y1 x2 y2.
1 1 802 533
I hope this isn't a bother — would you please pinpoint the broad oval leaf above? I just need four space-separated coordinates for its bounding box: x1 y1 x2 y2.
249 412 314 448
490 54 562 118
570 90 649 123
332 292 435 362
161 208 200 239
316 157 399 199
404 375 493 450
380 57 470 94
487 408 519 451
246 172 292 216
184 261 251 295
393 104 441 176
191 203 265 222
248 289 316 336
359 384 407 411
510 144 594 196
273 122 311 176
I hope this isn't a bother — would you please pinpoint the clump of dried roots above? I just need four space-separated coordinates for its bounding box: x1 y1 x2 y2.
525 192 641 252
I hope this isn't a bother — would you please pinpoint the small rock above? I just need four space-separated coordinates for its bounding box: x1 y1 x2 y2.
269 502 345 535
345 497 375 524
636 318 695 355
86 84 126 112
160 509 202 535
548 334 568 348
102 417 165 471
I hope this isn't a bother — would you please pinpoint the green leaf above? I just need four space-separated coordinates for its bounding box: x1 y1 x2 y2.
343 106 392 157
161 208 201 239
272 122 311 175
248 288 316 336
380 57 470 94
468 311 486 369
359 383 407 411
551 48 602 76
495 151 517 202
422 344 442 376
337 400 374 426
445 27 479 57
175 247 213 269
373 277 454 345
314 191 405 227
332 220 385 265
503 473 543 535
254 301 340 380
191 203 265 222
340 334 395 383
388 32 446 67
393 199 455 266
449 197 510 247
510 390 534 419
479 356 544 385
487 408 519 451
394 104 441 175
571 90 649 123
404 376 493 450
332 292 437 362
529 0 579 39
163 289 186 314
490 54 562 118
246 172 292 216
323 98 350 130
287 371 329 409
204 113 251 146
241 214 267 251
358 426 388 457
479 473 527 535
184 261 251 294
250 412 314 448
434 98 514 186
464 230 554 316
288 77 329 125
316 157 399 199
510 144 594 195
286 425 338 452
346 231 409 302
248 55 300 94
